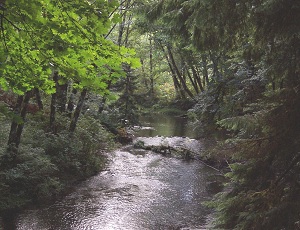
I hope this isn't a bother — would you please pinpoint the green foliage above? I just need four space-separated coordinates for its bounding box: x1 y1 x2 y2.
0 112 115 212
0 1 299 228
208 40 300 230
0 0 141 214
0 0 140 96
161 0 300 229
24 114 113 179
0 146 60 210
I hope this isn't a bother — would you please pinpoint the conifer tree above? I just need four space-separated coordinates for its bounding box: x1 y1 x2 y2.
137 0 300 228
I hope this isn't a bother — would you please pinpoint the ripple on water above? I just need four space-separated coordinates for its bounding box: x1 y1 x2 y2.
9 147 223 230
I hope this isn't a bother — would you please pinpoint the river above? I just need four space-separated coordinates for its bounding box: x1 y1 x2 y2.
1 114 223 230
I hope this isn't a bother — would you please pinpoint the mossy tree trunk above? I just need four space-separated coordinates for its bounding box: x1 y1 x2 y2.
50 71 59 133
69 88 87 133
14 91 32 147
7 90 32 149
34 88 43 110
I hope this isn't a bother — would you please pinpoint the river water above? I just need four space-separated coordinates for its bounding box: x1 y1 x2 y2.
1 114 223 230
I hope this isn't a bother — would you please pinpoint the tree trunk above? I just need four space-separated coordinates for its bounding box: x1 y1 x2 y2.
57 82 68 113
14 91 32 147
191 65 204 92
123 13 132 46
160 44 184 99
168 61 183 99
140 58 149 90
34 88 43 110
69 88 87 133
149 37 154 96
201 54 209 86
209 51 219 77
117 0 126 46
50 71 59 133
122 63 132 120
185 67 199 94
7 95 24 147
7 91 32 149
67 86 77 116
167 46 194 99
171 69 184 99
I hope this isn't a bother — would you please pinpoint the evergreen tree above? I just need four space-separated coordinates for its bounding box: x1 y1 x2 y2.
137 0 300 228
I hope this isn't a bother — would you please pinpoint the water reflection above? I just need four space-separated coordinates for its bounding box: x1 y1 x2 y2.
1 114 223 230
137 114 197 138
6 148 222 230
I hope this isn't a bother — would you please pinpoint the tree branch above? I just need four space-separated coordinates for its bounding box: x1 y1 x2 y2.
274 152 300 186
3 15 21 31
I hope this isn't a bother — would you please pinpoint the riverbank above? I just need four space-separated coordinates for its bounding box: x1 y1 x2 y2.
0 114 117 215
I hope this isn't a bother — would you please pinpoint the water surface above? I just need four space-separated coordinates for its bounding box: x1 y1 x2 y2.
1 114 223 230
136 114 197 138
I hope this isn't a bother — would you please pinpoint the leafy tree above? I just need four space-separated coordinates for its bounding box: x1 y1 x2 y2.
0 0 140 147
0 0 141 211
101 0 143 126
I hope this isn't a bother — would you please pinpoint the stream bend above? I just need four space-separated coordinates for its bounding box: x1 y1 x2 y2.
2 115 223 230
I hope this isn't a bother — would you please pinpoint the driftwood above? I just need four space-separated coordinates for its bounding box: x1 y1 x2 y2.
134 140 194 160
134 139 225 172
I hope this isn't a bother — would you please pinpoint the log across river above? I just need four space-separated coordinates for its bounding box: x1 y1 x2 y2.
1 114 224 229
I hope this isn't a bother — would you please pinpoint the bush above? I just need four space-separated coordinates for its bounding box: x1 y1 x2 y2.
0 112 115 212
0 146 61 211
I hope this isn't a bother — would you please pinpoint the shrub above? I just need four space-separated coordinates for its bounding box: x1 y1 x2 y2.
0 112 115 212
0 145 60 211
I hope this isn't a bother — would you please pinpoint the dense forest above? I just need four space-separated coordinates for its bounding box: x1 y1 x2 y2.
0 0 299 229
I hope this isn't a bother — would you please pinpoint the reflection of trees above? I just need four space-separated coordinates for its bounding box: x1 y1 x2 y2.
139 114 191 137
172 117 186 137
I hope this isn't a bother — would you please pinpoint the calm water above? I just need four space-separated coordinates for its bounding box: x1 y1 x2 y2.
1 114 223 230
136 114 198 138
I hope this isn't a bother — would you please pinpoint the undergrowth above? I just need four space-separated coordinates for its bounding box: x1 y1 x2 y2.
0 113 115 212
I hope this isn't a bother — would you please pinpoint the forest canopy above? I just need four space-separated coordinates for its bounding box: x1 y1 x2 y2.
0 0 300 229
